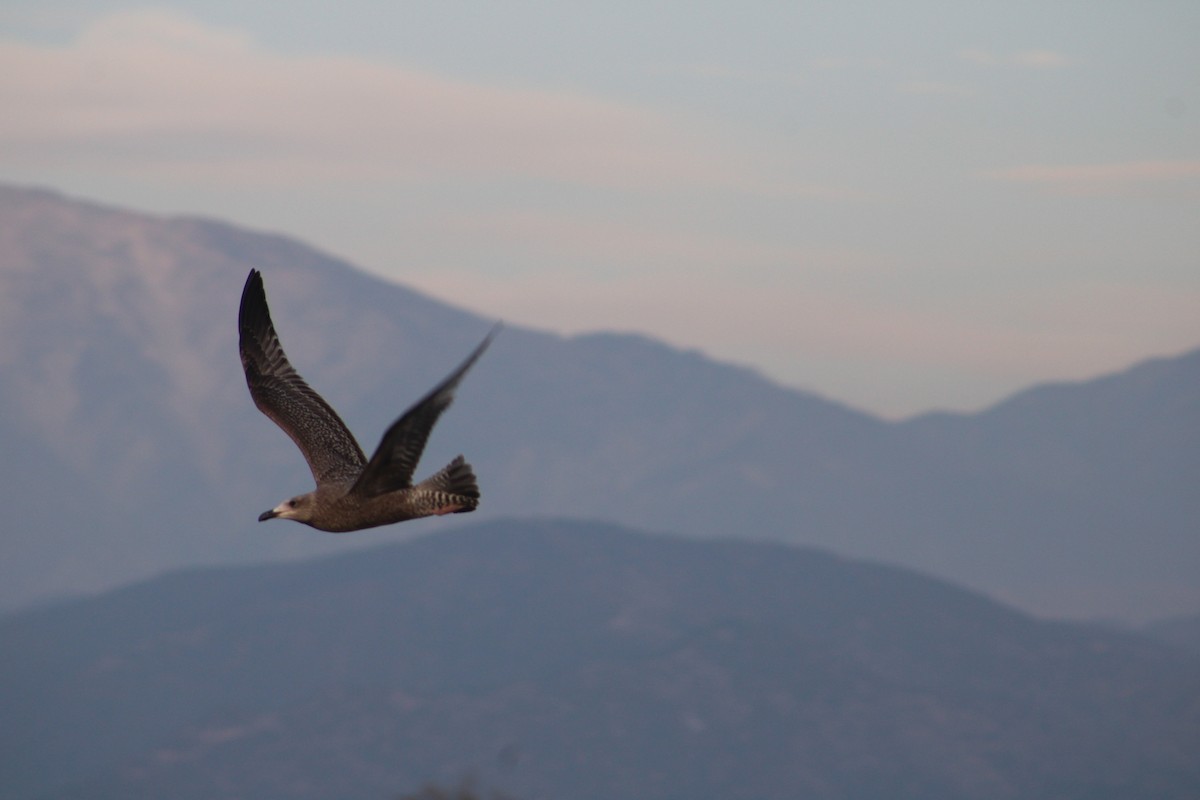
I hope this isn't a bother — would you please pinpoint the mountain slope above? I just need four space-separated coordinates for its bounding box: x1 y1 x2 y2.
1 183 1197 620
1145 613 1200 655
853 351 1200 617
2 519 1197 800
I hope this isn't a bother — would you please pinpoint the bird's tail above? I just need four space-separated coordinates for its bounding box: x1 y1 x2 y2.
417 455 480 514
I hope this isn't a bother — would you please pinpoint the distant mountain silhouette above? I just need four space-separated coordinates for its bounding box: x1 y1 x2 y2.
1 183 1197 620
1145 613 1200 655
2 519 1196 800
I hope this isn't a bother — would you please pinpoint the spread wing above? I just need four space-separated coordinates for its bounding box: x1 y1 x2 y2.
350 326 498 498
238 269 366 487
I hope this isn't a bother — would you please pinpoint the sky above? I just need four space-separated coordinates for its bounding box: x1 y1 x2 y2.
1 1 1198 417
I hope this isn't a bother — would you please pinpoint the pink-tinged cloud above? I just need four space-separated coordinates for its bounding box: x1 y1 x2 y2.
651 61 807 88
957 48 1071 68
402 263 1200 405
430 210 881 274
983 160 1200 195
1012 50 1072 68
897 81 975 98
0 10 746 191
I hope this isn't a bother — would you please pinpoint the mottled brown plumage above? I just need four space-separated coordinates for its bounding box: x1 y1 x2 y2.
238 269 495 532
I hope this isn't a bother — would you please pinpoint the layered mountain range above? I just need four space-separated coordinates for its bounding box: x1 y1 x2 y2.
3 519 1197 800
0 184 1197 620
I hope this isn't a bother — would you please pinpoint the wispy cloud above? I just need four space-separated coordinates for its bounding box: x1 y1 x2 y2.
957 48 1072 68
810 56 888 72
1011 50 1072 68
983 160 1200 195
432 209 879 275
409 266 1200 406
898 80 975 98
652 61 807 88
0 10 743 191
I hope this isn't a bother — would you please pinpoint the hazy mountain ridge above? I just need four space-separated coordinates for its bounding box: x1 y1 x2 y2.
3 519 1197 800
1 183 1197 620
1145 613 1200 654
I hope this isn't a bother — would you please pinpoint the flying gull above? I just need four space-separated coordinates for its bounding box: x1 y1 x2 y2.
238 269 495 532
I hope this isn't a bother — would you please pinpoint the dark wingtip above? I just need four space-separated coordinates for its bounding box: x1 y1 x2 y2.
461 322 501 373
480 321 503 354
238 269 272 346
241 268 262 304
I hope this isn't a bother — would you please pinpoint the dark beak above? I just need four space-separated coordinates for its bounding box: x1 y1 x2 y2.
258 509 278 522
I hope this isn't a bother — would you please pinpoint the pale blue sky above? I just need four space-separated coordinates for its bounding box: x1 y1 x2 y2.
2 2 1198 416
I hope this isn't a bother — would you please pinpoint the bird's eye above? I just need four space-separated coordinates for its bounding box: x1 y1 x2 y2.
288 499 298 508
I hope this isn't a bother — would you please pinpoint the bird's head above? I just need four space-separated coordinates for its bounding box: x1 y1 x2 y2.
259 492 316 524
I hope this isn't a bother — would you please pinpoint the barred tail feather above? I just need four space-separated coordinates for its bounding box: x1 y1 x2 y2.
417 455 480 514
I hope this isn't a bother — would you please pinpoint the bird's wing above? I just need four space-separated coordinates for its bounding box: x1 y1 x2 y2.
349 326 498 498
238 270 366 487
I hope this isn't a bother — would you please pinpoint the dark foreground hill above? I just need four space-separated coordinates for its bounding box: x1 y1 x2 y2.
1146 613 1200 655
2 519 1197 800
1 183 1198 620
